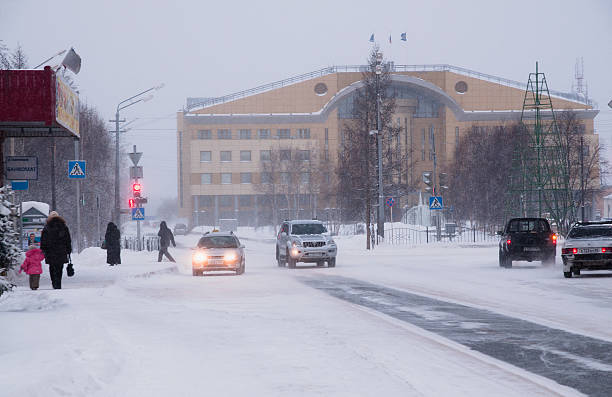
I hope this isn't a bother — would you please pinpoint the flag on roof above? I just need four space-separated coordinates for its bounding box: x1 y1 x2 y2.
369 34 374 42
401 32 407 41
61 47 81 74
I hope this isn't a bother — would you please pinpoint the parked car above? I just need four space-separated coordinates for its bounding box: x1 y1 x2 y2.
561 221 612 278
276 220 337 268
173 223 188 235
192 231 245 276
498 218 557 268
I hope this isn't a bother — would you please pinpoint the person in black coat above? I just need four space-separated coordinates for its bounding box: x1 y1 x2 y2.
157 221 176 262
104 222 121 266
40 211 72 289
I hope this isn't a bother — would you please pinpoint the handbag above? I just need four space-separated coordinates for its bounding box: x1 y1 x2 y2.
66 255 75 277
101 240 107 250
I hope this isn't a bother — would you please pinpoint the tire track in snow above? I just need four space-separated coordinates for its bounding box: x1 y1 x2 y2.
303 275 612 397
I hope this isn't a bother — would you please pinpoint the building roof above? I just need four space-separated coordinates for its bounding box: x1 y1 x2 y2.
185 64 593 112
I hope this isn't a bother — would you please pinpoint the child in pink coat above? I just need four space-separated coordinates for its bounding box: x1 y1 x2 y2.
20 245 45 290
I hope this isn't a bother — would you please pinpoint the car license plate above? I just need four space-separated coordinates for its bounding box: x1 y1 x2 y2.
524 247 540 252
209 259 224 265
578 248 599 254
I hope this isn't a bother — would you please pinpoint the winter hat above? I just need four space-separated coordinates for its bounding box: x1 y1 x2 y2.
48 211 59 221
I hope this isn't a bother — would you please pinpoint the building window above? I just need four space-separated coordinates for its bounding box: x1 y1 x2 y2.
260 150 271 161
300 172 310 184
197 130 212 139
277 129 291 139
261 172 272 184
201 173 212 184
429 126 435 161
239 195 253 207
280 150 291 161
240 150 251 161
221 173 232 184
298 128 310 139
218 129 232 139
240 173 252 184
200 151 211 162
239 129 251 139
421 129 425 161
258 129 270 139
280 172 290 184
219 195 233 207
220 151 232 162
297 150 310 161
324 172 331 184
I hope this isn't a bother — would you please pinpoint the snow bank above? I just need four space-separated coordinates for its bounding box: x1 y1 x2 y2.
0 290 65 312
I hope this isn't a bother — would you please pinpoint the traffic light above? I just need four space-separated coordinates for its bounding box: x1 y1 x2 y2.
128 198 136 208
439 172 449 190
132 182 142 197
422 171 433 192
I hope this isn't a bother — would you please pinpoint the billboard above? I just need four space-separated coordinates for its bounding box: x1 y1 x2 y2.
0 67 79 138
55 74 80 137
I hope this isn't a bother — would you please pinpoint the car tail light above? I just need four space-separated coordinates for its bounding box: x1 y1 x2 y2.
506 239 511 245
562 248 577 255
573 248 578 254
602 247 612 253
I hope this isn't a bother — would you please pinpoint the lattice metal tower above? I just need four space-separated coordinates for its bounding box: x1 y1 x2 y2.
507 62 570 222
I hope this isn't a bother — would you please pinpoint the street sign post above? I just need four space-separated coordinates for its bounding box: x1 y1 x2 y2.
68 160 86 179
386 197 395 223
11 180 28 190
429 196 443 210
131 207 145 221
130 166 143 179
6 156 38 180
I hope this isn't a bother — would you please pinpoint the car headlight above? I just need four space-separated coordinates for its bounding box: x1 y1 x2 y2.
327 238 336 245
224 252 237 262
292 240 302 247
193 251 207 263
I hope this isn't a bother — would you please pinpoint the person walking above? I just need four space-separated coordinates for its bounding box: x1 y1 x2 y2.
104 222 121 266
40 211 72 289
157 221 176 262
19 245 45 290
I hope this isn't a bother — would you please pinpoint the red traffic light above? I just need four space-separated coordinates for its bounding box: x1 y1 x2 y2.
128 198 136 208
133 183 142 192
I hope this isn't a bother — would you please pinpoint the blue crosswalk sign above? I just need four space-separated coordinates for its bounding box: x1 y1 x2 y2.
429 196 443 210
132 207 145 221
68 160 86 179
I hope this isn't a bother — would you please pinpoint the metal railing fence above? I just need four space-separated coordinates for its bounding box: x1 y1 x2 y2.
123 236 160 252
384 225 500 245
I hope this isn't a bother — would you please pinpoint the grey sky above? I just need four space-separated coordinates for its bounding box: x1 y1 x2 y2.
2 0 611 213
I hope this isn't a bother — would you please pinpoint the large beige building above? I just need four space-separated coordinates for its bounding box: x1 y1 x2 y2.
177 64 597 227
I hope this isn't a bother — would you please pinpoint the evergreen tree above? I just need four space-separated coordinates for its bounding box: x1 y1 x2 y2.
0 186 21 295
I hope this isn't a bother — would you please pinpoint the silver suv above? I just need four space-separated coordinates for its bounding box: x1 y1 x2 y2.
276 220 337 268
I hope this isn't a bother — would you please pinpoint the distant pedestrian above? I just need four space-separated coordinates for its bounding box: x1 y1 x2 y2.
104 222 121 266
40 211 72 289
19 245 45 290
157 221 176 262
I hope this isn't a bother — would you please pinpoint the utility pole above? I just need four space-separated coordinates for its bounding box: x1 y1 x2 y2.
50 136 56 211
74 138 81 253
112 111 125 228
580 136 585 222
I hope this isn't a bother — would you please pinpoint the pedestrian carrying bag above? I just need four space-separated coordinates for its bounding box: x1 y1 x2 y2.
66 255 75 277
101 240 107 250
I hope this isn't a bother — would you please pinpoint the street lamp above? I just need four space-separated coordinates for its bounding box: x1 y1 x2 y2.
374 51 384 242
113 84 163 228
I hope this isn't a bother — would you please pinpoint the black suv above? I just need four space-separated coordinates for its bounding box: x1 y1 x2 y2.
498 218 557 268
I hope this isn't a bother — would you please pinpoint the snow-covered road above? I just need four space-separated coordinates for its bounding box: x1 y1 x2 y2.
2 229 610 396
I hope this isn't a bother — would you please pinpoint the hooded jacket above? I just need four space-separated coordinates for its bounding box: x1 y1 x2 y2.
157 221 175 249
20 248 45 275
40 216 72 265
105 222 121 264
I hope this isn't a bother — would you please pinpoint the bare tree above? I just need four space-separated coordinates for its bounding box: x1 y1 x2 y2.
335 46 415 248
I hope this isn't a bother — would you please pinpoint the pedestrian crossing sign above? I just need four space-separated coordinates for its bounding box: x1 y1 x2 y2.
132 207 145 221
68 160 86 179
429 196 443 210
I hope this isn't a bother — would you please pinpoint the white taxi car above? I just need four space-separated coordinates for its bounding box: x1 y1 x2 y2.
561 221 612 278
